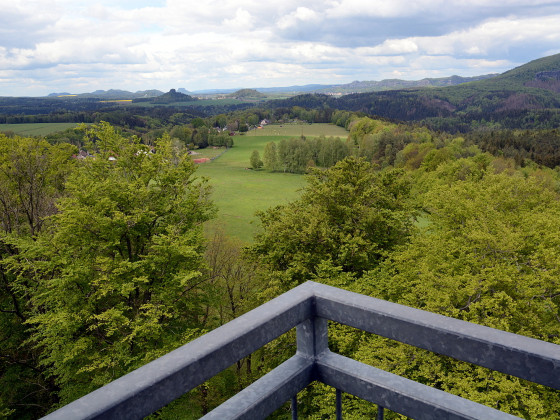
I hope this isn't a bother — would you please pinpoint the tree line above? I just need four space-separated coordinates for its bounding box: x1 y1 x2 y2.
252 135 349 173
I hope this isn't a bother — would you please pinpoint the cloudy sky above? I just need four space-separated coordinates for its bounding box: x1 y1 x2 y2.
2 0 560 96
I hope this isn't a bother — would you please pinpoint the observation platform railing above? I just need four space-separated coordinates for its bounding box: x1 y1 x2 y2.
43 281 560 419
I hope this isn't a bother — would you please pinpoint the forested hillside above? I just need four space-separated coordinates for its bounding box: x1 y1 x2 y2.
269 53 560 132
314 73 498 94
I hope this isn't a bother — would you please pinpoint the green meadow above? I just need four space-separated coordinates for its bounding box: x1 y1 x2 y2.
0 122 83 136
246 122 347 138
197 123 348 243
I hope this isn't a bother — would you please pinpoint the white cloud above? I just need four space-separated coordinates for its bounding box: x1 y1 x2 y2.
325 0 444 18
414 14 560 56
358 39 419 55
324 0 560 19
277 6 320 29
1 1 560 95
223 8 254 29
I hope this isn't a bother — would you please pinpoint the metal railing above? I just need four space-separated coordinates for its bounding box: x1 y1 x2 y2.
43 281 560 420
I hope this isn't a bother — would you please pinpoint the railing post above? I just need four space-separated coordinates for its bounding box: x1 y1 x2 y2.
376 405 384 420
295 314 328 417
335 388 342 420
291 396 298 420
296 316 328 358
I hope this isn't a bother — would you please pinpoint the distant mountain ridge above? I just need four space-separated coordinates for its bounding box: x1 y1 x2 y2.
315 74 498 94
46 75 498 98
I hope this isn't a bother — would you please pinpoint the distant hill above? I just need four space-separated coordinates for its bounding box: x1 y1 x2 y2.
189 77 495 96
46 89 163 99
135 89 165 98
315 74 498 94
177 88 194 95
227 89 266 99
135 89 196 104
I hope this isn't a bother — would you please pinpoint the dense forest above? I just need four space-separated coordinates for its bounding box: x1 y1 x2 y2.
1 110 559 418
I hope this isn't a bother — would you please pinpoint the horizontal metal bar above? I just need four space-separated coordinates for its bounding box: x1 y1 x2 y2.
317 351 521 420
43 283 316 420
311 282 560 389
201 355 314 419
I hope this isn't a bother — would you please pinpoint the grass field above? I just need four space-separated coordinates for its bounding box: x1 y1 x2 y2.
246 122 348 138
0 123 83 136
197 123 348 243
190 147 229 160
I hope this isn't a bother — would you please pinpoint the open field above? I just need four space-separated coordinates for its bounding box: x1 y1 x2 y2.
0 122 83 136
198 123 347 243
190 147 229 160
246 122 348 138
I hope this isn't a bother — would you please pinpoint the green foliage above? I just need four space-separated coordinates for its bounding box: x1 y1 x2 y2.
0 136 76 237
274 135 349 173
467 128 560 169
250 143 560 418
277 137 311 173
191 117 206 129
0 135 77 418
330 110 353 129
169 124 193 145
250 157 414 291
263 141 279 171
354 172 560 418
394 142 435 169
315 135 349 167
250 150 263 169
348 117 390 144
248 156 416 417
9 123 215 406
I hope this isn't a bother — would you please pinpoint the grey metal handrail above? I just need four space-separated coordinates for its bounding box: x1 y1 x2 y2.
43 281 560 420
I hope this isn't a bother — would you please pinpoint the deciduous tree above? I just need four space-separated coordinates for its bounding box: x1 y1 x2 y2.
12 123 215 405
353 173 560 418
250 156 414 292
250 150 263 170
262 142 279 171
0 135 76 418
